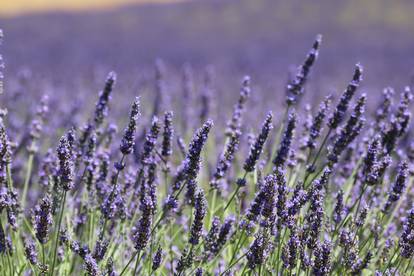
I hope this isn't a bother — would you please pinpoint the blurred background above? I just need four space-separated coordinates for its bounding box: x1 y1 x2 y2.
0 0 414 126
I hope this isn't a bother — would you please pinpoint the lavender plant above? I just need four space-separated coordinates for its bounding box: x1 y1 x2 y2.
0 30 414 276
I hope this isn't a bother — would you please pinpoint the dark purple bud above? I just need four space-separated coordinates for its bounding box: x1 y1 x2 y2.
328 64 363 129
306 95 331 149
247 231 271 269
226 76 251 136
189 190 207 245
161 111 174 158
33 194 53 244
210 130 241 189
282 228 301 270
286 34 322 106
184 120 213 183
333 190 344 225
383 161 408 213
152 246 163 271
23 236 38 265
313 240 332 276
328 94 366 165
94 71 116 127
273 111 296 168
57 135 74 191
120 97 140 155
131 195 153 251
141 116 160 165
399 206 414 258
84 254 100 276
243 112 273 173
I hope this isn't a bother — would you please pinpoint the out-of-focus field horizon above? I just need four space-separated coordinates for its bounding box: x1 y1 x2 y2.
0 0 184 17
1 0 414 100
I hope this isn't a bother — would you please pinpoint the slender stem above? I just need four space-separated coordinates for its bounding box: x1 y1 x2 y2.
6 163 13 190
228 229 246 265
303 128 332 184
223 172 248 213
405 257 413 274
42 244 46 271
133 251 141 276
21 153 34 208
119 251 139 276
220 252 248 276
223 186 241 212
50 190 67 276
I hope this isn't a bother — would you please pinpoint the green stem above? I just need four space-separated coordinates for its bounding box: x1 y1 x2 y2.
220 252 248 276
223 172 247 213
303 128 332 184
50 190 67 276
21 153 34 208
133 251 141 276
119 251 139 276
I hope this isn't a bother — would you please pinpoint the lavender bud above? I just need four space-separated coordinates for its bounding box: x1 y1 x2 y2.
92 239 109 262
282 228 300 270
306 96 331 149
33 194 53 244
375 87 394 128
245 189 265 222
29 94 49 142
313 241 332 276
276 167 288 223
195 268 203 276
23 236 38 265
304 186 325 249
189 190 207 245
261 174 277 223
399 206 414 258
210 130 241 189
94 71 116 127
84 254 100 276
204 216 221 254
132 195 153 251
215 216 234 253
328 94 366 165
328 64 363 129
355 204 368 228
333 190 344 224
286 34 322 106
57 135 74 191
247 231 271 269
226 76 251 136
161 111 174 158
184 120 213 182
362 137 381 185
273 111 296 168
152 246 163 271
141 116 160 165
243 112 273 173
120 97 140 155
0 221 5 253
383 161 408 213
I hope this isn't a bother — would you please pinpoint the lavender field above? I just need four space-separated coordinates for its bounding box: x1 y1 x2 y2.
1 1 414 275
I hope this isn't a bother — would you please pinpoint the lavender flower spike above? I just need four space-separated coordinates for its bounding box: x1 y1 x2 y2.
33 193 53 244
120 97 140 155
383 161 409 213
243 112 273 173
189 189 207 245
57 135 75 191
